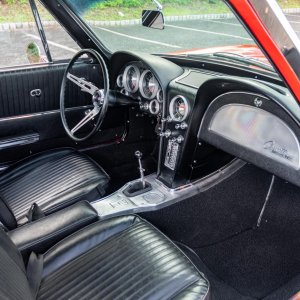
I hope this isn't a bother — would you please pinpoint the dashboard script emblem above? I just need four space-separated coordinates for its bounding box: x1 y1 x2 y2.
254 98 263 107
263 141 292 160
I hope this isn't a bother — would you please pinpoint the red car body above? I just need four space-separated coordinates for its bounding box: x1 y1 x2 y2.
228 0 300 101
172 44 270 64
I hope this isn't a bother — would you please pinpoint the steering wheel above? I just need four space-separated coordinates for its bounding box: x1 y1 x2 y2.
60 49 109 142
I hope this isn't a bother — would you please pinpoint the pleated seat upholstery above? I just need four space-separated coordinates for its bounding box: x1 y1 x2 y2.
37 215 210 300
0 148 109 229
0 215 210 299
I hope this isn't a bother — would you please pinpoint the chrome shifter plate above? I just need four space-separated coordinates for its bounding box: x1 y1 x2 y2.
164 140 179 170
143 192 165 204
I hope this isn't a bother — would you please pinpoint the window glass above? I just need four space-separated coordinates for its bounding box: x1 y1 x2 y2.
277 0 300 38
65 0 257 55
0 1 80 68
0 1 47 67
36 2 81 60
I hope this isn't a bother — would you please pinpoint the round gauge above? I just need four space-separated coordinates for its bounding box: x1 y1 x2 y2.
157 89 163 102
116 74 123 88
149 99 160 115
169 95 190 122
139 70 159 99
123 64 140 93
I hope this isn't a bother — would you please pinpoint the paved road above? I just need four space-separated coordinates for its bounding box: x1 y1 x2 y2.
0 13 300 67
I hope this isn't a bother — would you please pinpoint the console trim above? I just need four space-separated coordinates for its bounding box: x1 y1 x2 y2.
92 158 245 219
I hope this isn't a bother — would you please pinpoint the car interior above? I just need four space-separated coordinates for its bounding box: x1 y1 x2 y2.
0 0 299 299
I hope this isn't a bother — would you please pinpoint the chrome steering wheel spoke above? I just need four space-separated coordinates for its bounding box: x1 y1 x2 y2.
71 105 100 134
67 72 99 95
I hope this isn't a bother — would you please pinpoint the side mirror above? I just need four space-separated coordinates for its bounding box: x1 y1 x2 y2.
142 10 165 30
26 42 42 64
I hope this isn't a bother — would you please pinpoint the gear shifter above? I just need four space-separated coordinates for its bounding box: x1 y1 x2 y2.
135 150 145 189
123 150 152 197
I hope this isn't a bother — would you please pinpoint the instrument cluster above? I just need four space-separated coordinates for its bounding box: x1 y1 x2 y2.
116 62 163 116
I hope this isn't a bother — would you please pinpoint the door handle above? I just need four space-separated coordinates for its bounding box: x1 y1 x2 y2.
30 89 42 97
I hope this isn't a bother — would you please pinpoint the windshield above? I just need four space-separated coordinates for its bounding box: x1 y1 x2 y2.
64 0 299 71
65 1 258 52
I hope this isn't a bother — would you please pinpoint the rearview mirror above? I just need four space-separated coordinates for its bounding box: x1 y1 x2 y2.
142 10 165 30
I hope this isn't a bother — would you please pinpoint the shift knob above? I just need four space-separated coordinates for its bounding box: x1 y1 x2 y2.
135 151 143 159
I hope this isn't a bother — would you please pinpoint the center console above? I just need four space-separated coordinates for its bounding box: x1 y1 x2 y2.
92 159 244 219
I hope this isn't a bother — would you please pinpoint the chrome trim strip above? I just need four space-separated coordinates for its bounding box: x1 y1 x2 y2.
0 62 67 74
0 133 39 150
0 105 92 123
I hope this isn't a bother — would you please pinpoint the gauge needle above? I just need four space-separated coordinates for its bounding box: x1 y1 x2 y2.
67 72 99 95
71 106 100 134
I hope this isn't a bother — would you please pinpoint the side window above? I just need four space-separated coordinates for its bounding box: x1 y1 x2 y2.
0 1 48 68
0 1 79 69
36 2 80 60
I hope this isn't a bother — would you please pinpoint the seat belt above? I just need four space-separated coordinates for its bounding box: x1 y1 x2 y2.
27 252 43 298
26 203 45 222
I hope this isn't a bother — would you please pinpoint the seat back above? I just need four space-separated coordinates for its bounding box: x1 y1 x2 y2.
0 229 33 300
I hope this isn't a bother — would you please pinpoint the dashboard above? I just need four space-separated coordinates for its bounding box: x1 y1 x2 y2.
115 61 192 124
115 62 163 116
110 51 300 190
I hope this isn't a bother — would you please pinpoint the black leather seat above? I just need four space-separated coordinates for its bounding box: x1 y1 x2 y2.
0 214 210 299
0 148 109 229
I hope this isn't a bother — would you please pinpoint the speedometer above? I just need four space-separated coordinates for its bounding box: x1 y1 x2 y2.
123 64 140 93
139 70 159 99
169 95 190 122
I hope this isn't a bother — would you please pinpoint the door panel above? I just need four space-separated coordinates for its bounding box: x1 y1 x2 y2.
0 62 102 117
0 62 127 167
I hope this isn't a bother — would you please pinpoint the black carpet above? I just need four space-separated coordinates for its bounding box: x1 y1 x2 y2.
177 242 255 300
141 163 272 248
263 274 300 300
195 177 300 298
141 164 300 299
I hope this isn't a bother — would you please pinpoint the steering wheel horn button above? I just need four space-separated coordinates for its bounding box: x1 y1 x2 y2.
92 89 105 106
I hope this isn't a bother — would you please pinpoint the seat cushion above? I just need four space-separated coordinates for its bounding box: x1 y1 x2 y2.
0 148 109 228
38 215 210 300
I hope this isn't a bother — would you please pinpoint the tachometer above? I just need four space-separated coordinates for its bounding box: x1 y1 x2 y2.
169 95 190 122
123 64 140 93
139 70 159 99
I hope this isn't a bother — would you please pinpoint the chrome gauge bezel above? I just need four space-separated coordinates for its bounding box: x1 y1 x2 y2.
139 70 159 100
169 95 190 122
122 64 140 93
116 74 123 88
157 89 163 102
149 99 160 115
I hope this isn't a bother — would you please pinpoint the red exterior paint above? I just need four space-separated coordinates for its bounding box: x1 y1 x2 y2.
170 44 269 64
228 0 300 101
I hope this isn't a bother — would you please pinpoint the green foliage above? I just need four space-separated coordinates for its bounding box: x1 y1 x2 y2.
94 0 143 8
1 0 27 4
93 0 196 9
